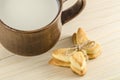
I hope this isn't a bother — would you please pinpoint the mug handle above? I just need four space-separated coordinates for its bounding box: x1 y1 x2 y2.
61 0 86 24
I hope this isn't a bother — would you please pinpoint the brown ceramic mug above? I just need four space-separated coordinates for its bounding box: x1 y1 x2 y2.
0 0 86 56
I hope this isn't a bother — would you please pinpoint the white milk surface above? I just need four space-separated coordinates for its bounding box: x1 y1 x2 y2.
0 0 59 31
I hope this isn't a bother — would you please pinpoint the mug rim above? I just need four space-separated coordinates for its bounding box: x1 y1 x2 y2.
0 0 86 34
0 0 63 33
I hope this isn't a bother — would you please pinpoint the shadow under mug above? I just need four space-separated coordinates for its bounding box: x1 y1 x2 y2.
0 0 86 56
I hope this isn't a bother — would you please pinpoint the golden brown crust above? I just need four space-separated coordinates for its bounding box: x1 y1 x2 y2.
72 28 89 45
70 65 87 76
87 50 102 59
76 28 88 44
85 42 102 59
52 48 69 56
71 51 85 66
49 58 70 67
72 33 77 45
84 42 101 53
70 51 87 76
52 48 71 62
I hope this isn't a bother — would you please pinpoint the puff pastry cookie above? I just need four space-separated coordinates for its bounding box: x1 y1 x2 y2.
49 48 87 76
49 28 102 76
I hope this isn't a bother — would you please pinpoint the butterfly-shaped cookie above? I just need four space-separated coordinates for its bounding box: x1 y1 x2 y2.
49 28 102 76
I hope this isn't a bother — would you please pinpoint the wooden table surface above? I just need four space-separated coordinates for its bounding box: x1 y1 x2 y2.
0 0 120 80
